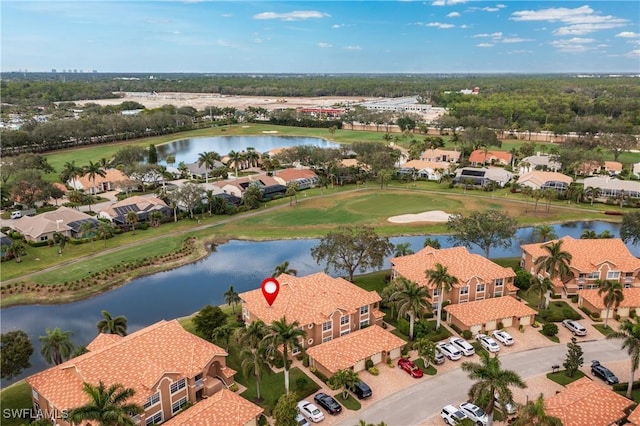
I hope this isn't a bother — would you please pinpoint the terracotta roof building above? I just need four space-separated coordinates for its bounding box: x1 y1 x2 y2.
8 206 98 243
68 168 128 194
517 171 573 191
544 377 633 426
392 246 517 307
272 168 319 189
469 149 513 167
163 389 262 426
306 325 406 377
628 404 640 425
240 272 383 352
518 154 562 174
578 287 640 320
26 320 236 426
520 236 640 295
420 148 460 163
444 296 537 333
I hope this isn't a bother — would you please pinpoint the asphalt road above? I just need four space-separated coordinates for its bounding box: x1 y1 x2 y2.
336 339 627 426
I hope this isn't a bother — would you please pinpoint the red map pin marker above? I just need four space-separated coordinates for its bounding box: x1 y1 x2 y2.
261 277 280 306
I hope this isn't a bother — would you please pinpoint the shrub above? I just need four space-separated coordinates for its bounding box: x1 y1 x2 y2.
562 308 582 320
590 312 601 321
497 322 504 330
514 269 533 291
550 294 562 299
462 330 473 340
295 377 308 389
542 323 558 337
365 359 374 369
302 356 310 368
613 380 640 391
570 295 579 303
580 306 592 316
368 367 379 376
401 344 409 356
228 383 239 392
449 322 462 334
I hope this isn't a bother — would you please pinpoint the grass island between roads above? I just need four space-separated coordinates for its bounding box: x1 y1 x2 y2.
1 124 636 307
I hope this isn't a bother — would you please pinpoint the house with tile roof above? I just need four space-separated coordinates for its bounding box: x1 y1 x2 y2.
518 154 562 175
578 287 640 320
633 162 640 179
469 149 512 167
627 404 640 426
520 236 640 296
217 175 286 200
163 389 262 426
240 272 384 353
306 325 406 378
444 296 537 334
544 377 633 426
8 206 98 243
516 171 573 192
391 246 517 308
397 160 450 181
98 196 171 226
452 167 513 188
583 176 640 201
68 168 128 194
419 148 460 163
272 168 318 190
578 160 624 176
26 320 236 426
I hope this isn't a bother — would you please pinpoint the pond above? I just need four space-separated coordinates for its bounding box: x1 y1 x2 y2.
1 220 637 386
156 135 340 165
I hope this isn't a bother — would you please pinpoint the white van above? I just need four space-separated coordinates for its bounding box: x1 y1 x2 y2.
10 211 22 219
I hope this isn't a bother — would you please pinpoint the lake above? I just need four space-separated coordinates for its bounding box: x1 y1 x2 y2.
1 220 637 386
156 135 340 165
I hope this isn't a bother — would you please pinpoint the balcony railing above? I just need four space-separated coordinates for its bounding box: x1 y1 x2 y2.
194 378 204 390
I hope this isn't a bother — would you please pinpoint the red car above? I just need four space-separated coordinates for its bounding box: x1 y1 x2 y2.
397 357 423 378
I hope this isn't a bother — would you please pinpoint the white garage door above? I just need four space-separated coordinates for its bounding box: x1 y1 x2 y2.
371 352 382 364
389 348 402 359
354 359 366 372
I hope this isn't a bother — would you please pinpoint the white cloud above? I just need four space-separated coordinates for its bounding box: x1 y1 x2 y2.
626 49 640 57
482 7 499 12
506 49 533 55
473 32 503 38
496 4 506 9
344 45 361 50
550 37 596 53
460 24 471 29
253 11 330 21
427 22 455 29
431 0 445 5
502 37 534 43
332 24 344 29
616 31 640 38
446 12 460 18
510 5 627 36
477 43 494 48
432 0 466 5
221 13 233 18
317 42 332 48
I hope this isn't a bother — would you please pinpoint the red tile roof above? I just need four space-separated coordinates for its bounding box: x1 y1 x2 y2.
402 160 450 171
240 272 381 326
163 389 263 426
306 325 406 375
579 288 640 309
521 236 640 273
469 150 512 164
545 377 632 426
71 168 128 189
27 320 227 409
628 404 640 425
420 149 461 162
273 168 317 182
444 296 537 326
392 246 516 290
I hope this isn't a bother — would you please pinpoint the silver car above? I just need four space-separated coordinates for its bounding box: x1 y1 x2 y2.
437 342 462 360
562 319 587 336
450 337 476 356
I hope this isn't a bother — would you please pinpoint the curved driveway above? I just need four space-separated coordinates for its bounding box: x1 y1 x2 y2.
336 339 627 426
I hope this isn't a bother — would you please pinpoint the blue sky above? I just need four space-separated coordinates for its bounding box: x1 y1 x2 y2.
2 1 639 73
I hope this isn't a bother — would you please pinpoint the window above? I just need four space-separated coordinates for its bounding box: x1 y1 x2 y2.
433 288 440 296
322 321 332 332
40 236 48 241
494 291 502 298
360 319 369 328
340 315 349 326
322 335 333 343
145 412 163 425
171 397 187 414
476 284 485 293
170 378 186 394
360 305 369 315
494 278 504 287
460 286 469 295
588 272 600 280
32 389 39 400
607 271 620 280
144 392 160 409
340 329 350 336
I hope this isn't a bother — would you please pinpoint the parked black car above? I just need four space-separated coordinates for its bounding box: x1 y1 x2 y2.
313 392 342 415
348 380 372 399
591 360 619 385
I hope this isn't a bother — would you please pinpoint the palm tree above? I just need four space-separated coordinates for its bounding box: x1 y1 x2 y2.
53 231 68 255
534 240 572 308
585 186 601 205
84 161 107 195
212 324 234 351
580 229 597 239
263 316 306 394
228 150 243 178
527 277 555 310
531 225 557 243
462 352 527 426
425 263 459 330
272 261 297 278
197 151 220 183
39 327 75 365
285 182 299 206
512 393 562 426
598 280 624 329
61 160 84 184
413 337 438 368
393 242 414 257
6 240 26 263
423 238 441 249
97 221 115 247
125 211 138 234
79 221 95 248
607 316 640 398
389 278 431 339
236 319 268 348
330 368 361 400
96 310 128 336
240 344 272 402
224 285 241 313
68 381 143 426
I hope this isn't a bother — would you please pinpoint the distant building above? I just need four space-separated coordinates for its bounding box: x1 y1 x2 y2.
468 150 512 167
583 176 640 200
453 167 513 187
517 171 573 191
518 154 562 174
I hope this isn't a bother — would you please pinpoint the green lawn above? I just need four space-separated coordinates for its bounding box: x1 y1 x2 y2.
413 358 438 375
0 381 33 426
334 392 361 410
517 291 583 323
352 270 389 295
539 330 560 343
546 370 586 386
592 323 616 336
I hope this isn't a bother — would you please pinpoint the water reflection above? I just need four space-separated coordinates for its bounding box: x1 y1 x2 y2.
1 220 636 386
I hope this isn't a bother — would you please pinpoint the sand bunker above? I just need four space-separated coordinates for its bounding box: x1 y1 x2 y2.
388 210 453 223
262 130 279 134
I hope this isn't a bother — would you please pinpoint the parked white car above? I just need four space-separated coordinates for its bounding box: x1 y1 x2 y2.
437 342 462 360
476 334 500 353
562 319 587 336
296 413 310 426
492 330 514 346
459 401 489 426
494 393 517 414
441 404 468 425
297 400 324 423
450 337 475 356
